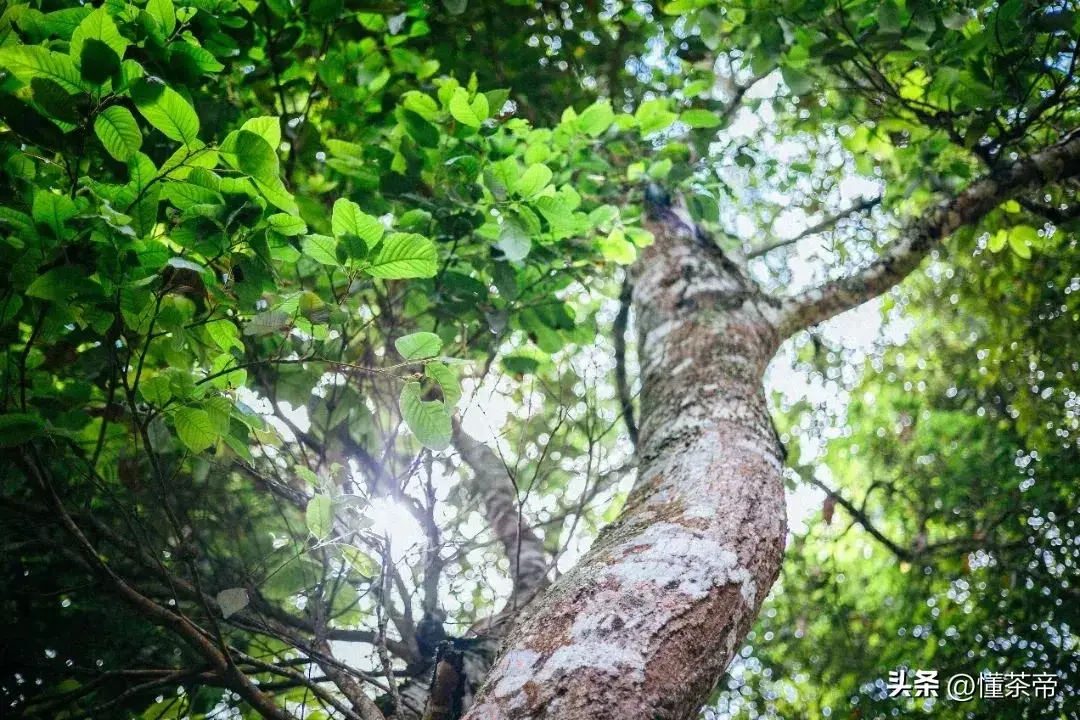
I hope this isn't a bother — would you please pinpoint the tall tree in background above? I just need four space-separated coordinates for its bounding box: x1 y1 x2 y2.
0 1 1076 719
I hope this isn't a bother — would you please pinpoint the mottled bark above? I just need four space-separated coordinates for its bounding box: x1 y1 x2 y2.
461 204 787 720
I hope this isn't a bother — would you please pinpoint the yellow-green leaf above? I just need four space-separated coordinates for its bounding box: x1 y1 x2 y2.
395 331 443 361
449 87 481 129
306 494 334 538
94 106 142 161
132 79 199 145
173 407 218 453
399 381 451 450
366 233 438 278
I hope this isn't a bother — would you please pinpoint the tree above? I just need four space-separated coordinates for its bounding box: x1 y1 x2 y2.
0 0 1076 719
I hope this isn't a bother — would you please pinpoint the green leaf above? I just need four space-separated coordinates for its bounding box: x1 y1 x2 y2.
534 195 577 238
1008 225 1036 259
31 78 81 123
230 130 279 182
132 79 199 144
449 87 482 128
32 191 78 238
662 0 697 14
0 46 84 94
681 109 721 128
625 227 655 248
598 228 637 265
243 310 291 336
311 0 344 21
147 0 177 36
402 91 440 121
514 164 553 198
400 108 440 147
875 0 902 32
577 100 614 137
268 213 307 236
306 495 334 538
366 233 438 279
302 234 341 266
497 219 531 262
253 176 297 214
682 79 711 98
173 407 218 453
648 158 673 179
943 12 969 30
78 40 121 86
70 7 129 61
206 320 243 352
124 154 158 197
25 8 93 40
0 413 46 447
168 41 225 75
442 0 468 14
262 555 320 599
139 375 173 405
502 353 540 376
781 65 813 95
332 199 384 252
988 228 1008 253
341 546 378 576
470 92 489 122
635 98 677 136
241 116 281 149
425 362 461 407
399 381 452 450
162 181 221 210
395 332 443 361
94 106 142 161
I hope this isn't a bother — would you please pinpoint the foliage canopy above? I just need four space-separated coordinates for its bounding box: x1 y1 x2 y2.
0 0 1077 717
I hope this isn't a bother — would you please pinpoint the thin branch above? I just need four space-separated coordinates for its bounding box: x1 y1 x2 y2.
747 196 882 259
805 473 1027 561
612 275 638 446
803 475 913 561
15 447 296 720
775 128 1080 337
1017 196 1080 225
376 545 403 719
450 425 550 602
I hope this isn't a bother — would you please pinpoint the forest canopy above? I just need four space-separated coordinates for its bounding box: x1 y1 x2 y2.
0 0 1077 719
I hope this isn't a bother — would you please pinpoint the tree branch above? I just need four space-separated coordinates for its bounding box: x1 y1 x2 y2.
612 276 638 446
747 196 882 259
15 447 296 720
802 475 913 561
775 129 1080 338
451 425 550 604
805 473 1027 562
1017 196 1080 225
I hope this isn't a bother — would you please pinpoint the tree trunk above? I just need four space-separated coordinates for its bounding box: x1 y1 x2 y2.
460 203 788 720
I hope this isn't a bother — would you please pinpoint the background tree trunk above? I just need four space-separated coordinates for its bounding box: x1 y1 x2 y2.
460 204 788 720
